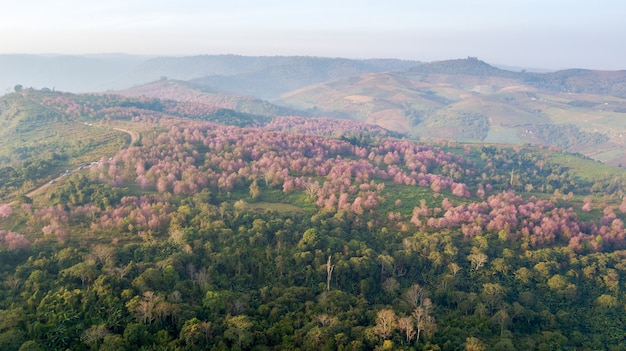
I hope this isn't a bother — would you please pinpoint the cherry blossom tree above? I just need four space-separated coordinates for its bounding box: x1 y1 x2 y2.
0 204 12 218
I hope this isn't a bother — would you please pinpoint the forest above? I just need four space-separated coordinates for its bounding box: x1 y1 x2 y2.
1 89 626 350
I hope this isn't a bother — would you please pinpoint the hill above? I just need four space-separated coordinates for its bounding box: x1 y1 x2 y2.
188 56 420 100
278 58 626 166
0 90 625 349
0 54 147 93
5 54 625 167
0 54 420 96
115 79 303 117
0 88 300 200
525 69 626 97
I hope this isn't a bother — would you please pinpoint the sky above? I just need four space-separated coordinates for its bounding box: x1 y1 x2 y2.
1 0 624 70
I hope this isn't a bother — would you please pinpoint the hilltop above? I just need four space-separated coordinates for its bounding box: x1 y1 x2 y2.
278 58 626 166
0 87 625 350
0 54 419 95
3 54 625 167
115 79 302 117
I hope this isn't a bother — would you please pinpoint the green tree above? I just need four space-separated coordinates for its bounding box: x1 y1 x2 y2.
180 318 212 350
17 340 42 351
61 262 98 286
224 315 253 351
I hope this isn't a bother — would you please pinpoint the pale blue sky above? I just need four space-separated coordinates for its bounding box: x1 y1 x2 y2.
1 0 624 69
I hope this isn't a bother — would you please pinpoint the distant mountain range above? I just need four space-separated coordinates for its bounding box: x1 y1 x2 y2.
116 79 302 117
0 54 419 97
278 57 626 166
2 54 625 166
0 54 147 93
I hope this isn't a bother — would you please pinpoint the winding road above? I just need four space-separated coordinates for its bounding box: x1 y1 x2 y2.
19 126 139 201
113 127 140 146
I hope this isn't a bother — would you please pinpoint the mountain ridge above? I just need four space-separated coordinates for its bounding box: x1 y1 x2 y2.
277 58 626 166
0 54 421 95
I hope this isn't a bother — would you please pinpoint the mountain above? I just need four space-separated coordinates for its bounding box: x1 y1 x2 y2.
188 56 420 100
115 79 303 117
0 54 148 93
0 86 625 350
406 57 521 78
524 69 626 97
0 88 296 200
0 54 420 96
3 54 626 166
278 58 626 166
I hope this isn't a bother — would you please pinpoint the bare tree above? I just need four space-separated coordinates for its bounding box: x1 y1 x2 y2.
91 244 116 267
413 298 436 343
465 337 486 351
304 181 320 200
4 276 21 289
468 252 488 272
448 262 461 277
326 255 335 291
373 309 397 340
398 316 416 343
231 299 247 316
263 169 276 187
492 307 510 336
81 324 110 350
316 314 335 327
404 283 427 308
249 179 260 199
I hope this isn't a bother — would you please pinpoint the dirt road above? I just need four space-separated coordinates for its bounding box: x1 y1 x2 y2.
17 127 139 202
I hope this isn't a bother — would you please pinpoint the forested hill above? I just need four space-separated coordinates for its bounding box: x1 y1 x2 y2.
186 56 419 100
0 54 419 95
4 54 626 167
0 88 285 201
115 79 304 117
279 58 626 167
1 88 626 350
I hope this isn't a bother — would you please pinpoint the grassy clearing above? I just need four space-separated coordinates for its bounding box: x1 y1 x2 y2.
380 182 465 216
549 152 626 182
242 201 308 214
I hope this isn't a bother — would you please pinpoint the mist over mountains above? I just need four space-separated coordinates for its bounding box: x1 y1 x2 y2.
1 52 626 351
0 54 420 95
0 54 147 93
3 54 626 166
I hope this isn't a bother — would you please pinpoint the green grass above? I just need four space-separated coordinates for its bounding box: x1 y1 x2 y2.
549 152 626 182
241 201 308 214
484 127 522 144
0 115 131 202
379 182 467 217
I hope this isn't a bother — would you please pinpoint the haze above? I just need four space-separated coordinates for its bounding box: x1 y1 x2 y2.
1 0 625 70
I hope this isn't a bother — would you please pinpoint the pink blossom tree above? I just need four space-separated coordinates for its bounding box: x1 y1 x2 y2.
0 204 12 218
4 232 30 250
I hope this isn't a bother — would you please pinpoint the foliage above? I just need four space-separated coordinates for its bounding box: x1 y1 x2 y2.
278 58 626 167
0 90 625 350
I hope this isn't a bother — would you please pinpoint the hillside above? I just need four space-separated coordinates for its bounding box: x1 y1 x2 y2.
278 58 626 166
0 54 148 93
0 54 419 96
0 88 294 201
115 79 302 117
1 88 626 350
5 54 625 167
188 56 420 100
